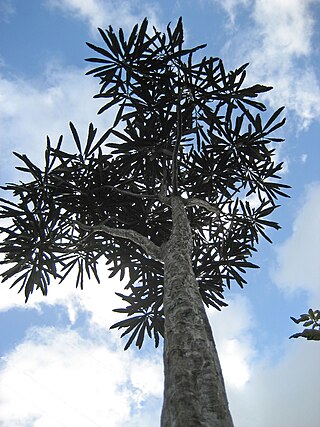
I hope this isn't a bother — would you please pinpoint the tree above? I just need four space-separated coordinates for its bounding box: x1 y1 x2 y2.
290 309 320 341
0 18 289 426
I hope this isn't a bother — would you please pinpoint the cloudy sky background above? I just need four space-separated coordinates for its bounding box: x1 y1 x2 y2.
0 0 319 426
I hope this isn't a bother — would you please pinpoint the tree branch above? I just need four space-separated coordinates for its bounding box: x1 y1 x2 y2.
77 222 163 262
96 185 158 200
185 198 221 215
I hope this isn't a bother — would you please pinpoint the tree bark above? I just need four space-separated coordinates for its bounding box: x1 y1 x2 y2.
161 196 234 427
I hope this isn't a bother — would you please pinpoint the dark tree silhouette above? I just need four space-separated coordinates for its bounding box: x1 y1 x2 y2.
0 18 289 426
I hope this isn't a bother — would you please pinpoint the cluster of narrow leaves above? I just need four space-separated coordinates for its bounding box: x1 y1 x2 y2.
0 18 289 349
290 309 320 341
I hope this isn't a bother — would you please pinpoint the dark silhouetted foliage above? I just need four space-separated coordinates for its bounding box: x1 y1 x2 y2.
0 18 289 350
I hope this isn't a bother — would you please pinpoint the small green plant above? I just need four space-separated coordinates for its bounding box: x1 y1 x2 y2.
290 309 320 341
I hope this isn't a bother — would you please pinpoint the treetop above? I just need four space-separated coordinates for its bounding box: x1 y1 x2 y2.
0 17 289 349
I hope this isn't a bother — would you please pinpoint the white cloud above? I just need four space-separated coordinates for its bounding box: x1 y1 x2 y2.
229 340 320 427
207 295 256 389
253 0 315 57
273 182 320 301
0 326 163 426
215 0 320 129
249 0 320 127
251 0 320 129
45 0 161 34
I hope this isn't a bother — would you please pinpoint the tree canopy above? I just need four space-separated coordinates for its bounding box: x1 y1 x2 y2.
0 18 289 350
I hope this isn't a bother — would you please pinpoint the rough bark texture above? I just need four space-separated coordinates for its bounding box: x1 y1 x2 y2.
161 196 234 427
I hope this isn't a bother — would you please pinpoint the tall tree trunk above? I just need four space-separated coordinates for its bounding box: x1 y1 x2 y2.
161 196 234 427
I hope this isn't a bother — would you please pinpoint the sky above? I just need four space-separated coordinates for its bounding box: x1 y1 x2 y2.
0 0 319 426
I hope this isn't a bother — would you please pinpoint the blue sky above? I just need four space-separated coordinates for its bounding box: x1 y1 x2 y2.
0 0 319 426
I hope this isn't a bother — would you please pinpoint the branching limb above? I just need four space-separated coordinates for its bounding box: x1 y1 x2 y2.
76 221 163 262
185 198 221 215
96 185 158 200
